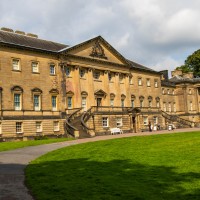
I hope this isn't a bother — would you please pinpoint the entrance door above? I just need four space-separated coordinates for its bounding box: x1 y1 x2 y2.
132 116 136 132
97 98 102 107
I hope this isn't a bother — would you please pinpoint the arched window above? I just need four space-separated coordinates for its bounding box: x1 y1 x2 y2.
121 94 126 107
110 93 115 107
81 91 88 111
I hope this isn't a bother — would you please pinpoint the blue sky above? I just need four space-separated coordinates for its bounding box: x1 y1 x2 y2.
1 0 200 73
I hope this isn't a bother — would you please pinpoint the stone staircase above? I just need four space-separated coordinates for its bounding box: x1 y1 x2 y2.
161 111 194 128
70 115 91 139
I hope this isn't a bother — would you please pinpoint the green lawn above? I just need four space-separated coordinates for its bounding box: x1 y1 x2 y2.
0 137 73 152
26 132 200 200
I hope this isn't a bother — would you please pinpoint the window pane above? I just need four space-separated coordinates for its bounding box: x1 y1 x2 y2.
50 65 55 75
68 97 72 108
54 121 59 131
16 122 22 133
34 95 40 110
36 122 42 132
14 94 21 110
12 59 19 70
32 62 38 72
52 96 57 110
102 117 108 127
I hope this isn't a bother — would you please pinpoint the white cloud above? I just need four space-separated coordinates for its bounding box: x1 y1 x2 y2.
0 0 200 72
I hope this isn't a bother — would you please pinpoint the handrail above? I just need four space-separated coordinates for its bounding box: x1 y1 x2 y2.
65 107 83 137
81 107 94 131
161 110 194 127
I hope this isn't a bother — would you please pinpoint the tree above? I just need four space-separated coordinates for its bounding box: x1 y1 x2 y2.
176 49 200 77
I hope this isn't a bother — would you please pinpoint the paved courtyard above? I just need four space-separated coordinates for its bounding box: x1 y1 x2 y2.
0 128 199 200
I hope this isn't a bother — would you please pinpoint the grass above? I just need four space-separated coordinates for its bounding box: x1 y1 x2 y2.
0 137 73 152
26 131 200 200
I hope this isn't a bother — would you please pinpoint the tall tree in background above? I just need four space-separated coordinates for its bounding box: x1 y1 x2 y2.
176 49 200 77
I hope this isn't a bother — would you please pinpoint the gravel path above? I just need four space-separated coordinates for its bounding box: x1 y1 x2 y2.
0 128 199 200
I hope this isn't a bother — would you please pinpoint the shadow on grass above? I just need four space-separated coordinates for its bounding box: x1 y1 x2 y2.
26 159 200 200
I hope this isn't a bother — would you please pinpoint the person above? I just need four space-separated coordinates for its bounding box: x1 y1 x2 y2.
148 122 152 132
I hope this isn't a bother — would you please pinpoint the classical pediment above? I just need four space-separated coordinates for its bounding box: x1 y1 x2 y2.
60 36 128 66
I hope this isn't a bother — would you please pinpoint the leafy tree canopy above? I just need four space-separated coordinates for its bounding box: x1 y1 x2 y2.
176 49 200 77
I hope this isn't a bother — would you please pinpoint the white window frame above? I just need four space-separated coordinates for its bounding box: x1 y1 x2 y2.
36 121 42 132
147 79 151 87
34 94 41 111
143 116 148 125
81 97 87 110
156 101 160 108
121 99 125 107
14 93 21 110
138 78 142 86
32 62 39 73
52 96 57 111
67 96 72 109
116 117 123 127
102 117 109 127
53 121 59 131
110 99 114 107
154 80 158 88
50 64 56 75
153 116 158 125
16 122 23 133
12 59 20 71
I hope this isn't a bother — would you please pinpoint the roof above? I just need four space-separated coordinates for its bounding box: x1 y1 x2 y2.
169 75 200 84
161 80 176 87
0 30 68 52
127 59 159 74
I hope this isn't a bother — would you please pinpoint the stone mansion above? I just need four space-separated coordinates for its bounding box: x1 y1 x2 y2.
0 27 200 140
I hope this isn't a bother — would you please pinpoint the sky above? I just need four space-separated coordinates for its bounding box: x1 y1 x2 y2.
1 0 200 74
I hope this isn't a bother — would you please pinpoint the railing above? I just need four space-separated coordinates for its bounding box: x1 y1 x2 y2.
91 106 132 113
65 108 83 137
161 111 194 127
81 107 94 132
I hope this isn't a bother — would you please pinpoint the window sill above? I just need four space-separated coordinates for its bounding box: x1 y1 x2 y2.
32 72 40 74
12 70 21 72
50 74 56 76
54 130 60 132
94 79 102 82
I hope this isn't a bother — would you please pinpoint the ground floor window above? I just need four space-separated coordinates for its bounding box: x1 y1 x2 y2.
53 121 59 131
153 116 158 124
102 117 109 127
143 116 148 125
116 118 122 127
16 122 23 133
36 121 42 132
